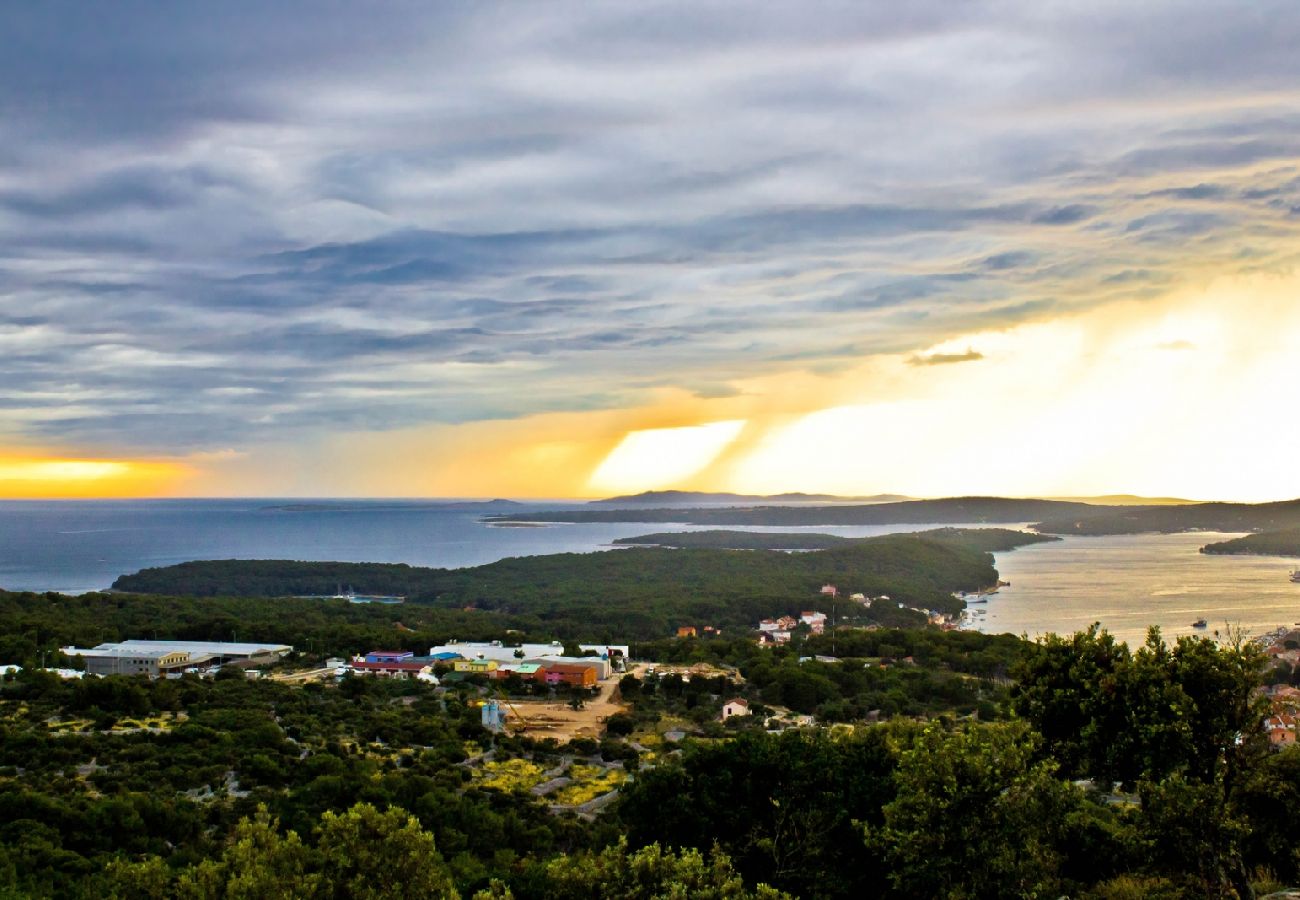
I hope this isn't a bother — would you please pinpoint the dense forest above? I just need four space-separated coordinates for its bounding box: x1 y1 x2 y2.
1201 529 1300 557
485 496 1099 526
1 616 1296 898
109 531 1031 638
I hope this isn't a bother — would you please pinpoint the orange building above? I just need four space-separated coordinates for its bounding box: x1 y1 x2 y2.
676 626 697 638
544 662 598 687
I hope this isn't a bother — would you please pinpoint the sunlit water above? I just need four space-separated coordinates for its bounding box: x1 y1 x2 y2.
2 501 1297 648
984 532 1300 647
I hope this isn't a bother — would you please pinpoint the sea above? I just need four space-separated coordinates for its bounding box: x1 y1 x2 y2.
2 499 1297 648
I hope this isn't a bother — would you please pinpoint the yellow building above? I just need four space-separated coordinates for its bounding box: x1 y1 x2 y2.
453 658 500 674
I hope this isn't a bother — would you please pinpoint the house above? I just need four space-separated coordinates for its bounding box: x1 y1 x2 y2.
721 698 750 720
348 658 437 682
493 663 547 683
1266 713 1298 748
365 650 413 663
775 615 798 631
677 626 697 638
758 619 781 633
800 611 828 634
452 658 500 674
544 663 598 687
819 584 838 598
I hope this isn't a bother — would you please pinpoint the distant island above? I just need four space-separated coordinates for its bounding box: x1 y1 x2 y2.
591 489 912 507
488 496 1102 527
1200 529 1300 557
613 527 1060 552
1031 498 1300 535
487 494 1300 536
264 499 530 512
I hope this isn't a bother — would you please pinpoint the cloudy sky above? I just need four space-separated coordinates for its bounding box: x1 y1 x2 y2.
3 1 1300 499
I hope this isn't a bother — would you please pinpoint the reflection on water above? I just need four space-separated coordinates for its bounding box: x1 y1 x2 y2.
983 532 1300 648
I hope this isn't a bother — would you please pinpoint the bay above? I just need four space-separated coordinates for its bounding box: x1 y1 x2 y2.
3 500 1298 648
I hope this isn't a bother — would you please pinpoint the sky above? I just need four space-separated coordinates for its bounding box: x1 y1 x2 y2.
3 1 1300 500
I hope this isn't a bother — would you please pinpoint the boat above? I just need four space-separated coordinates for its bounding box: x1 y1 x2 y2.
1192 618 1208 628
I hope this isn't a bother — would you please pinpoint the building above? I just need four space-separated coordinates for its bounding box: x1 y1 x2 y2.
721 698 750 719
1267 713 1298 748
525 655 609 680
61 639 292 678
493 662 547 683
819 584 838 598
365 650 413 663
545 663 598 687
578 644 629 661
428 641 613 679
429 640 567 664
452 658 500 674
348 658 437 682
800 611 828 634
60 646 192 677
676 626 697 638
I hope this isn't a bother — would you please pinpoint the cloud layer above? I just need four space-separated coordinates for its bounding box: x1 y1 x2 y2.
3 1 1300 469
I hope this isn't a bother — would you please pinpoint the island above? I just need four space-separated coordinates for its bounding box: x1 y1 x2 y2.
1200 529 1300 557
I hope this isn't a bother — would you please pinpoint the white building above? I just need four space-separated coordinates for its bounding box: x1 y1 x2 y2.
800 611 828 634
430 641 615 678
721 698 751 720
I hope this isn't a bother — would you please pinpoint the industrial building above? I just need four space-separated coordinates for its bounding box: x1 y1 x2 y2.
61 639 292 677
428 641 619 679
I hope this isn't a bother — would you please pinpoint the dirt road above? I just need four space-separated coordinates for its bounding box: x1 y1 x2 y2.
503 676 627 742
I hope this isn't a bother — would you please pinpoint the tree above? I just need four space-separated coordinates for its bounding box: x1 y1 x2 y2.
867 723 1083 899
316 803 458 900
542 838 789 899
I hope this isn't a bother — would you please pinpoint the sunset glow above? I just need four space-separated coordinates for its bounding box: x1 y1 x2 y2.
0 456 189 499
4 4 1300 501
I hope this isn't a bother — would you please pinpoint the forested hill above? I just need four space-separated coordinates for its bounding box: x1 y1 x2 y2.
613 527 1059 552
111 533 1008 638
1200 528 1300 557
1032 498 1300 535
487 496 1102 526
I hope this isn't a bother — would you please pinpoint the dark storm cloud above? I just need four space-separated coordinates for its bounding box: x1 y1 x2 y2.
4 1 1300 450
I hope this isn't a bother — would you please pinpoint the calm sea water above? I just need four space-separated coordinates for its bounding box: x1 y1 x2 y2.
2 500 1296 648
0 499 961 594
980 532 1300 647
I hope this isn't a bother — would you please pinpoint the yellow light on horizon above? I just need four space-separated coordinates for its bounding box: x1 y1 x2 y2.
587 420 745 494
0 460 130 482
0 455 189 498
